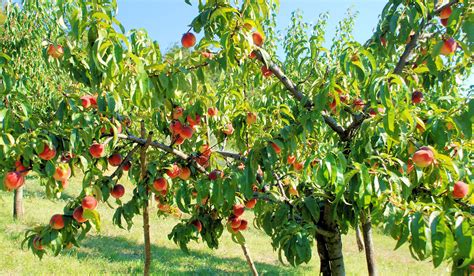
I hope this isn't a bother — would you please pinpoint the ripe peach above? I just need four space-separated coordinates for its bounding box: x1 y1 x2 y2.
439 6 452 19
191 220 202 232
153 178 168 192
368 108 377 117
47 44 64 59
440 38 457 56
229 217 242 228
261 66 273 77
108 153 122 167
3 171 25 191
223 123 234 135
53 164 71 183
80 96 91 109
252 31 264 46
209 169 224 180
207 107 218 117
123 161 131 171
170 120 183 135
166 164 181 179
380 36 387 47
452 181 468 199
181 32 196 48
50 214 65 230
441 18 449 27
233 204 245 217
89 142 105 158
245 198 257 209
196 155 210 168
200 144 212 157
179 167 191 180
246 112 257 125
412 91 423 104
73 206 88 223
82 196 98 210
187 114 201 128
179 125 194 139
412 148 434 168
271 142 281 154
238 219 248 230
287 155 296 165
174 135 185 145
201 51 213 59
89 95 98 107
293 161 304 171
38 144 56 160
111 184 125 199
249 51 257 59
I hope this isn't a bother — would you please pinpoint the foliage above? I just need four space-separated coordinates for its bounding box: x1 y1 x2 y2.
0 0 472 274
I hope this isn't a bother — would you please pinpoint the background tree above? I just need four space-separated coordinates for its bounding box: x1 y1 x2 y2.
0 0 472 275
0 1 72 219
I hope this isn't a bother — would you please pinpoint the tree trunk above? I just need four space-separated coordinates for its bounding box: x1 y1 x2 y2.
361 210 377 276
139 121 153 276
13 186 24 219
240 244 258 276
323 230 345 275
316 233 331 276
142 202 151 276
355 226 364 252
316 202 345 276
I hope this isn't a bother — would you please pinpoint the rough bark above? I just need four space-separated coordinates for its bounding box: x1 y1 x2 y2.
316 202 345 276
316 233 331 276
13 186 24 219
241 244 258 276
361 211 377 276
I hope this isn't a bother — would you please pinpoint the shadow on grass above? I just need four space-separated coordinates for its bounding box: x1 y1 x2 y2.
76 235 291 275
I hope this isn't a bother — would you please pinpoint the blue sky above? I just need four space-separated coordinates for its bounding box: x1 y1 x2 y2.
116 0 386 54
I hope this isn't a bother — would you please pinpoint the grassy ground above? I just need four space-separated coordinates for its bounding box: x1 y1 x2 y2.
0 174 448 275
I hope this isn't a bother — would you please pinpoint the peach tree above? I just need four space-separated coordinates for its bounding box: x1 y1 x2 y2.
0 1 74 218
1 0 472 275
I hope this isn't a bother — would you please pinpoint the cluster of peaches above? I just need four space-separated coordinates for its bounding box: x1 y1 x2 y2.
409 146 468 199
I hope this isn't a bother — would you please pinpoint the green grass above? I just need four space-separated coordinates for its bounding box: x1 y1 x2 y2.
0 174 448 275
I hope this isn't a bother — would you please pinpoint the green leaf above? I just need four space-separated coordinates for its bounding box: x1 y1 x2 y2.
83 209 101 232
303 197 319 223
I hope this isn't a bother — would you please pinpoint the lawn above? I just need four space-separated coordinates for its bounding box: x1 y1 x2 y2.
0 174 448 275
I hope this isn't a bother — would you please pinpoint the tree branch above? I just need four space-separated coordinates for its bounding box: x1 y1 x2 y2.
109 144 141 179
393 0 459 75
254 50 346 138
117 134 207 173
